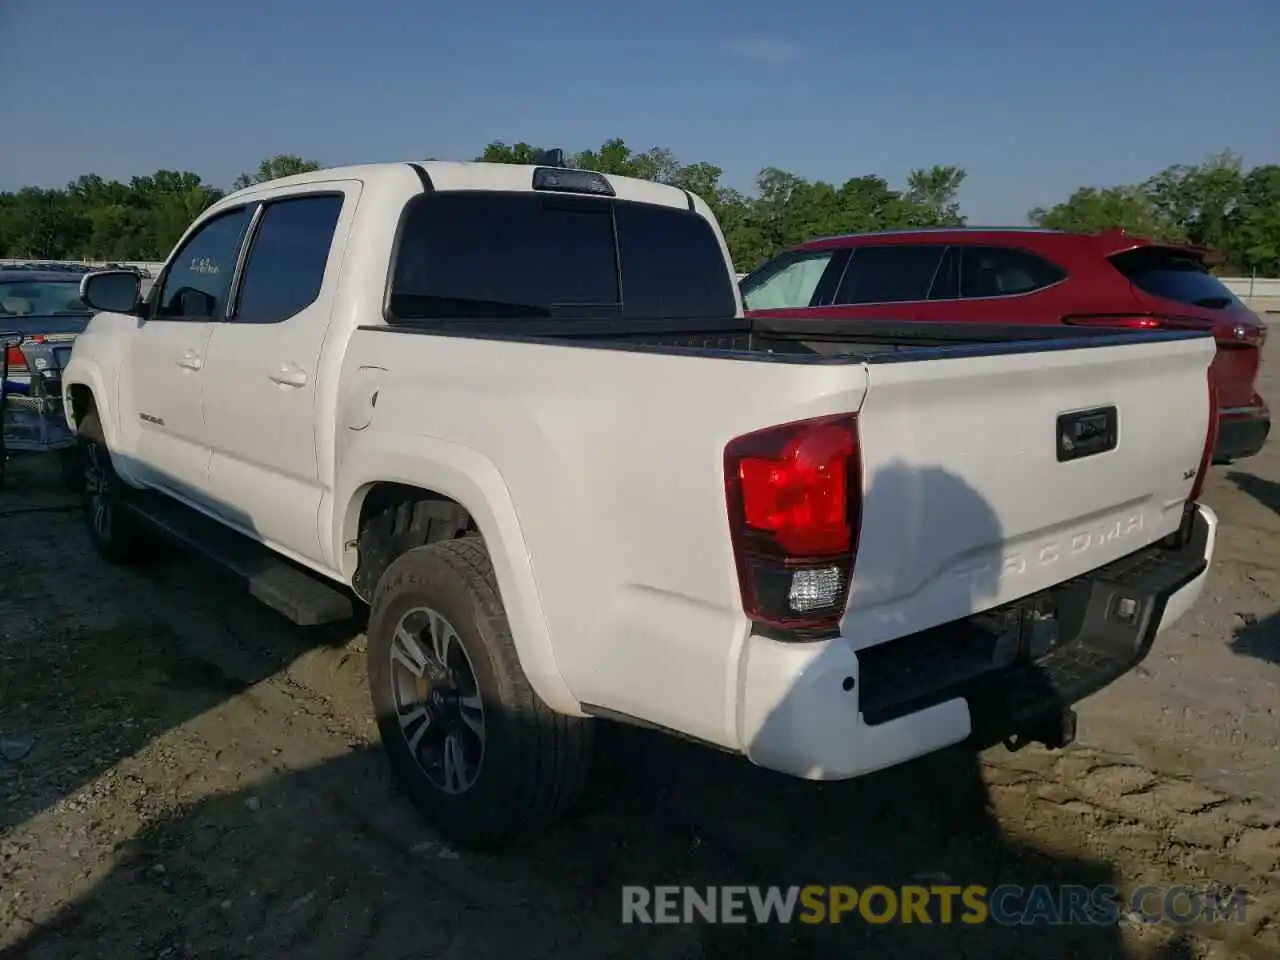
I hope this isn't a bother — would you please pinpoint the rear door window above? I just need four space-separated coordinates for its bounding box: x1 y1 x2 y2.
958 246 1066 299
232 194 344 324
1108 248 1241 310
928 246 961 300
834 245 946 304
388 192 736 321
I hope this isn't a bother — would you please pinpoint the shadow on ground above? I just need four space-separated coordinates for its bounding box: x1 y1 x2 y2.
1227 470 1280 518
1230 607 1280 666
6 730 1207 959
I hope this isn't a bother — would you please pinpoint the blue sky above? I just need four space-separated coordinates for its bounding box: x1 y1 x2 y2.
1 0 1277 223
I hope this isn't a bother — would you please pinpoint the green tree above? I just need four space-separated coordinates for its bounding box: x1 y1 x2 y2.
1236 164 1280 275
1143 151 1244 257
903 165 968 226
1028 185 1172 239
474 141 546 165
232 154 323 190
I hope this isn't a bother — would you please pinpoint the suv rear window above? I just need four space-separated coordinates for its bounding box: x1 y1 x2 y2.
388 191 737 322
1107 248 1240 310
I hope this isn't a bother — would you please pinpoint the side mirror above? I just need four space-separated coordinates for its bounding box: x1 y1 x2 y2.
80 270 142 314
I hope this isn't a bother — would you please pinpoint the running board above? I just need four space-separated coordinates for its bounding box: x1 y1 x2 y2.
124 493 354 626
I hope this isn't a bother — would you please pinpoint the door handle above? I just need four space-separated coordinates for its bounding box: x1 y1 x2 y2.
269 363 308 388
177 350 203 371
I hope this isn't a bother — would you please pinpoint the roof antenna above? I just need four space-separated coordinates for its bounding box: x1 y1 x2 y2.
534 148 567 167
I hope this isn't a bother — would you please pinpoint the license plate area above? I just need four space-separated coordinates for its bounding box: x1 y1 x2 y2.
1056 405 1117 462
856 512 1208 729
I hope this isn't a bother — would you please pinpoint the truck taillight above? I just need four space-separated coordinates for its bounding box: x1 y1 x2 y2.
1189 370 1219 504
724 414 861 635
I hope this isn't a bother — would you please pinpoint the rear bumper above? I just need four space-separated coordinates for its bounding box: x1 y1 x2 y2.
1214 405 1270 462
737 503 1217 780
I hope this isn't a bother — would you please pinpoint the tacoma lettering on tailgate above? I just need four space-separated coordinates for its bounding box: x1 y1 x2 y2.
956 513 1146 587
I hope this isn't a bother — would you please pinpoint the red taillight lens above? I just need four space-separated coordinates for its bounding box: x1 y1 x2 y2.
3 345 25 373
1189 371 1219 503
738 424 854 555
725 414 861 635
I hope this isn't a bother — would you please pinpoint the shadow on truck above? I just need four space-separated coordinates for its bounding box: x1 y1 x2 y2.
0 454 1199 958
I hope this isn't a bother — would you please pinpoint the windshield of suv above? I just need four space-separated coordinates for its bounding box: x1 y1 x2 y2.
0 279 90 316
740 249 836 311
1107 248 1242 311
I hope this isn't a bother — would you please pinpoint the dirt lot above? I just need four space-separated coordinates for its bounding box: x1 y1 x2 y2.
4 354 1280 959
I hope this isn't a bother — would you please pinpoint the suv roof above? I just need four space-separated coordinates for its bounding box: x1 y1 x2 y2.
795 226 1222 266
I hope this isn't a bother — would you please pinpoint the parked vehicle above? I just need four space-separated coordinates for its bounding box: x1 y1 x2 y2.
739 227 1269 464
0 333 79 488
65 161 1219 849
0 269 95 389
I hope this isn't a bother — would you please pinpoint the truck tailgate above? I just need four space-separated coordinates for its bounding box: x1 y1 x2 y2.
844 333 1216 648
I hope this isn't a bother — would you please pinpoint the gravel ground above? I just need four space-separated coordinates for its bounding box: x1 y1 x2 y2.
3 348 1280 959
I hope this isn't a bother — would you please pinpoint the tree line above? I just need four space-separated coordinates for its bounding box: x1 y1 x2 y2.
2 143 1277 275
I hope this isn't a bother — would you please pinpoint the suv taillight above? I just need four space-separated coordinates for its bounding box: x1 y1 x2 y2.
1189 370 1219 504
1061 315 1165 330
724 414 861 635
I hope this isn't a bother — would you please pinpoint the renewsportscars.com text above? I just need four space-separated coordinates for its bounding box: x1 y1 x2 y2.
621 884 1248 926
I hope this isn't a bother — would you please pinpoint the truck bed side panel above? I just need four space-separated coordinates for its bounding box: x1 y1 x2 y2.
339 329 868 747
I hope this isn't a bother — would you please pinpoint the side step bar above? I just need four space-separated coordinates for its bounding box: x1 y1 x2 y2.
124 493 354 626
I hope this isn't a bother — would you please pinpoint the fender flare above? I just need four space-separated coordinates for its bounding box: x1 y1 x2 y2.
335 433 582 716
62 357 114 438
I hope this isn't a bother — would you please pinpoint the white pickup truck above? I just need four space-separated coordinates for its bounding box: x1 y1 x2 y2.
66 160 1220 848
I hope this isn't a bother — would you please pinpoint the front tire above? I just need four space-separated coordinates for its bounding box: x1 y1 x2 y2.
367 538 591 850
77 409 154 565
59 445 83 492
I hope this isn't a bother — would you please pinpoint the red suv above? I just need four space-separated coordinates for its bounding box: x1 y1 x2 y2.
740 228 1269 463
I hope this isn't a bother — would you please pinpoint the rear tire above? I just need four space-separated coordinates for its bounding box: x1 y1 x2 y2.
77 409 155 565
367 538 591 850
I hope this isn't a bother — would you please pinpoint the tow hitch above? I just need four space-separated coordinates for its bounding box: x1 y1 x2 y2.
1002 707 1078 752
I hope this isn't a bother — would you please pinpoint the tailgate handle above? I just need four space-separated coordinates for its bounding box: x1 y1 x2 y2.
1056 406 1118 462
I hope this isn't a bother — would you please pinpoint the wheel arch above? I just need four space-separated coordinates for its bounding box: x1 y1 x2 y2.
336 437 581 716
62 358 115 442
